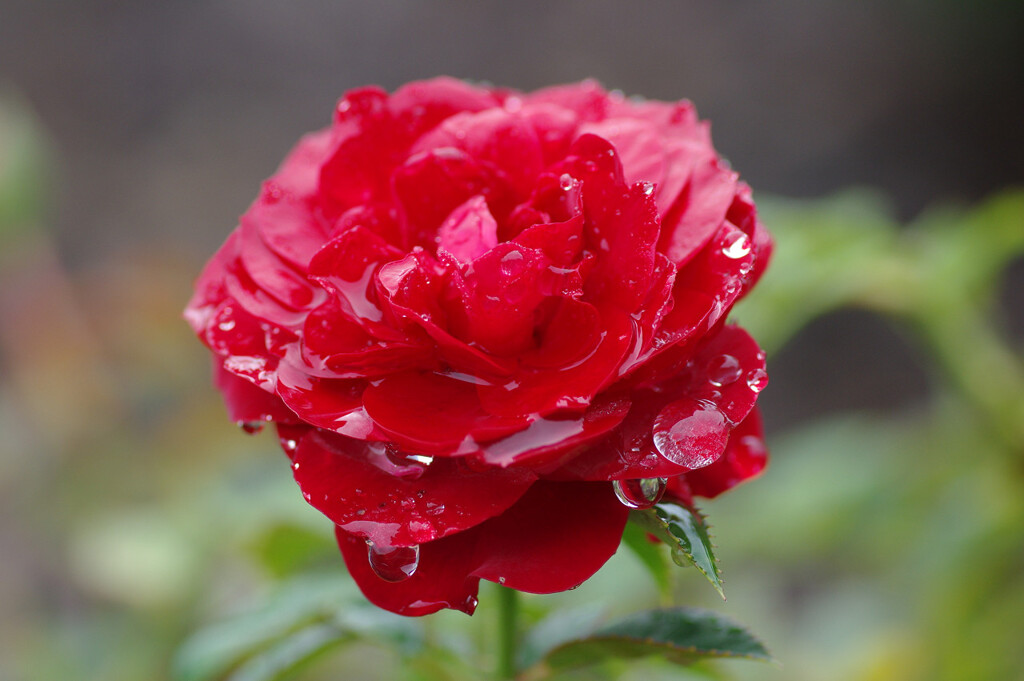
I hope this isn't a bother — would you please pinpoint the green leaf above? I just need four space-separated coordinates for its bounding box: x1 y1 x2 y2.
538 607 773 672
173 574 420 681
629 501 724 599
224 623 348 681
519 603 607 670
621 520 671 598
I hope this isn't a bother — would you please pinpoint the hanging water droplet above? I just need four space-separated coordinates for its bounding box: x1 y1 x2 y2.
612 477 667 509
367 541 420 583
707 354 742 386
239 421 264 435
746 368 769 393
721 232 751 259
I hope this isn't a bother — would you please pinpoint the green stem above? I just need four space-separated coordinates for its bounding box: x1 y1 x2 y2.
496 586 519 680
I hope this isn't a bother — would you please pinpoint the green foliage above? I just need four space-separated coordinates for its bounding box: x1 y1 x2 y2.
629 503 724 600
534 608 773 676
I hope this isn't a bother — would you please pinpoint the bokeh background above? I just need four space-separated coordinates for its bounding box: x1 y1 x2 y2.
2 2 1023 680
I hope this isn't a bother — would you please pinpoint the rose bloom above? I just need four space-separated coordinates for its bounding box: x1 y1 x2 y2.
186 78 771 616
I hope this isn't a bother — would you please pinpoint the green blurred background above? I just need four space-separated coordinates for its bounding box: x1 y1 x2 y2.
1 2 1022 679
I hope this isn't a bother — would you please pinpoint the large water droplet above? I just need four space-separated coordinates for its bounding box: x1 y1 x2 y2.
746 368 768 393
612 477 667 509
367 541 420 582
707 354 742 386
722 232 751 259
652 399 729 469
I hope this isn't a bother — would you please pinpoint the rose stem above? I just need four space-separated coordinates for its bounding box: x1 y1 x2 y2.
496 585 519 679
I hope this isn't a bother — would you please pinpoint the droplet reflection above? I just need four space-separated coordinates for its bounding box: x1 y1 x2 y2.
612 477 667 509
367 541 420 583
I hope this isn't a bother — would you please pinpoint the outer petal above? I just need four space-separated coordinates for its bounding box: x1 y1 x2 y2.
336 480 628 616
212 360 297 424
293 431 536 546
337 528 481 616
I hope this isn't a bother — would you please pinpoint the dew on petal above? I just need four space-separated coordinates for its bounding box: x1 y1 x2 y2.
707 354 742 386
367 541 420 582
652 399 729 469
721 232 751 259
612 477 667 509
559 173 575 191
499 249 526 277
365 442 433 480
746 368 769 393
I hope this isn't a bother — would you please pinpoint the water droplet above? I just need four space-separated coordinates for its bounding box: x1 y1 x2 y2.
367 542 420 582
498 576 506 585
217 319 236 332
356 508 366 516
707 354 742 386
281 439 298 455
559 173 574 191
641 182 655 196
652 399 729 469
366 442 432 479
746 368 768 393
239 421 264 435
722 232 751 259
262 181 283 204
612 477 667 509
500 250 526 277
291 461 300 471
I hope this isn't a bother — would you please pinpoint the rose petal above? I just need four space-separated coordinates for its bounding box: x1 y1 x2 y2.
437 195 499 264
477 308 632 417
238 217 322 310
467 480 629 592
293 430 536 546
526 80 610 122
213 360 296 424
336 527 481 616
363 371 529 454
561 134 661 312
335 479 628 615
392 147 500 248
478 395 630 468
275 359 378 439
658 155 738 267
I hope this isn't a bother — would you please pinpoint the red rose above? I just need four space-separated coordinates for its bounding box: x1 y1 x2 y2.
186 78 772 616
